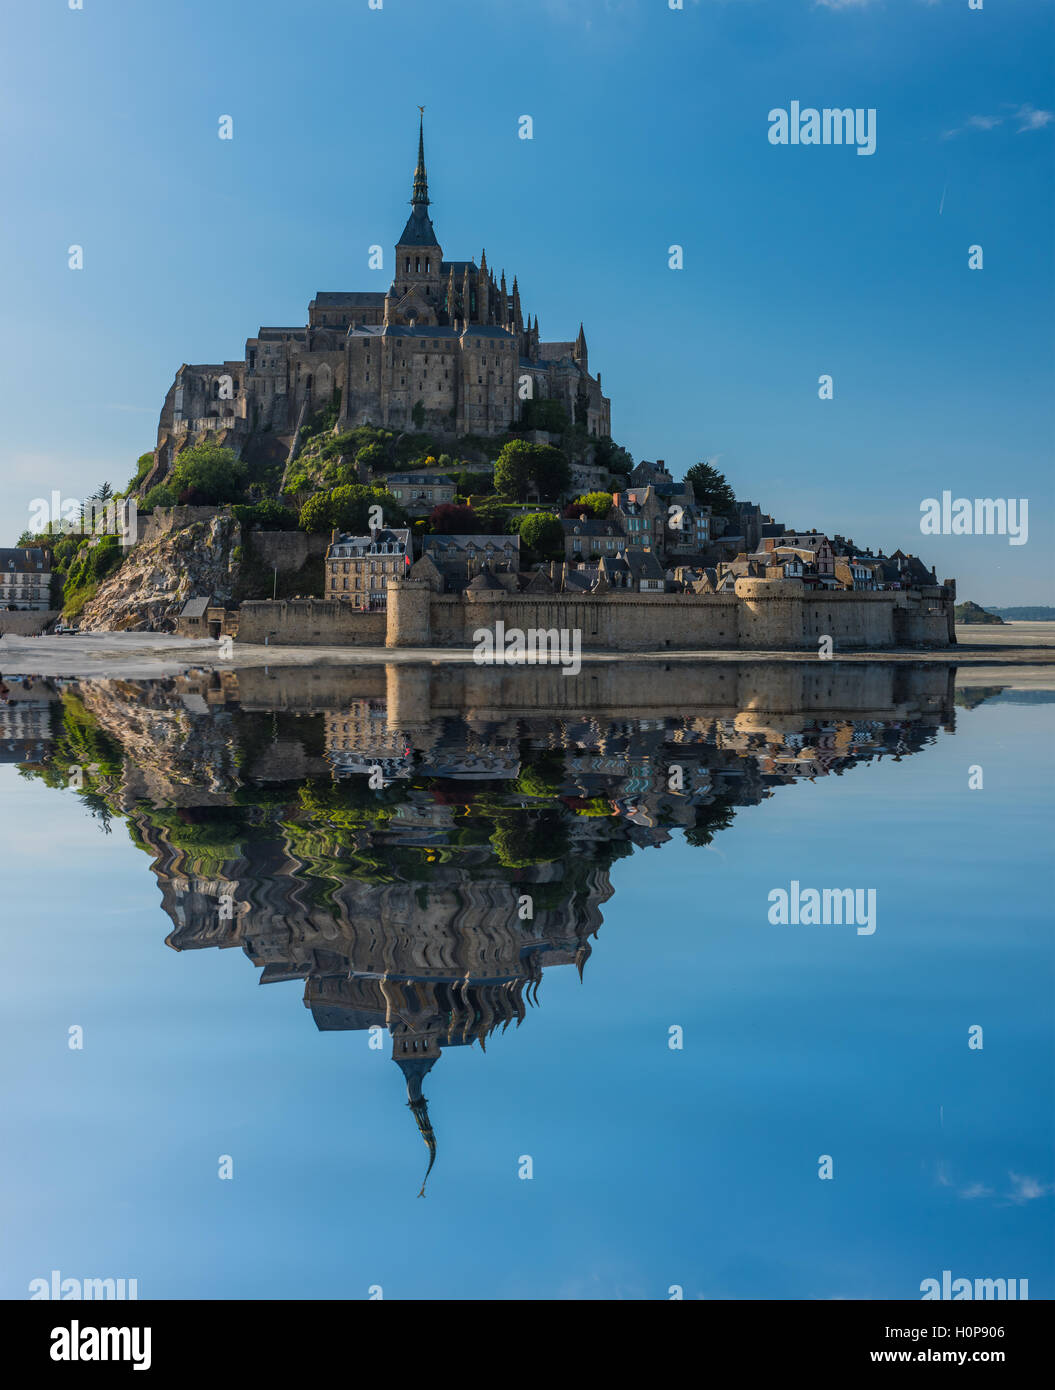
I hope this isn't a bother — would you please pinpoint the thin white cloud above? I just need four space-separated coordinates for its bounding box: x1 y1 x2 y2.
1015 104 1054 132
958 1182 992 1200
1006 1172 1051 1204
944 105 1053 139
814 0 942 9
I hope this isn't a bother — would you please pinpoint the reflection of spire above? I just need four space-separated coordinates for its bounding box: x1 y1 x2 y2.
398 1054 438 1197
575 943 591 981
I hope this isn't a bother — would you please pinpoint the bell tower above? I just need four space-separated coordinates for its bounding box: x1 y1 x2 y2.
390 110 444 325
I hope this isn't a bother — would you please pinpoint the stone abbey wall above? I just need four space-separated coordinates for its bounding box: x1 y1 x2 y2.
234 576 955 651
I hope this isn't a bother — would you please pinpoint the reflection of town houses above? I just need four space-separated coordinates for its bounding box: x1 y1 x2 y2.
325 527 411 606
325 701 411 761
0 547 51 611
0 682 56 763
21 670 964 1190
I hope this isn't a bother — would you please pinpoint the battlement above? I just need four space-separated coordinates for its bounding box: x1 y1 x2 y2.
242 578 956 651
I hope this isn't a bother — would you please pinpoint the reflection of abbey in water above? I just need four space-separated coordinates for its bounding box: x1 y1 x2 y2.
21 662 954 1194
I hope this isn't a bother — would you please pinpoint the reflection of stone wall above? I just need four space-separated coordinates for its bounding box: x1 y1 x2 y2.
235 578 956 650
230 659 956 725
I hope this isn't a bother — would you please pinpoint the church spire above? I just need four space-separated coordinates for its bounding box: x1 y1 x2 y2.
397 110 439 250
412 108 429 207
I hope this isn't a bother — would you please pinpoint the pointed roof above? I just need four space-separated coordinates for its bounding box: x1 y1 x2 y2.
398 1054 438 1198
397 112 440 248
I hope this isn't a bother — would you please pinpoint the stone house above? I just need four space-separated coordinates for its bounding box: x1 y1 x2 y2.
421 533 520 590
0 548 50 611
763 532 835 578
326 528 412 607
611 485 667 553
562 517 626 563
386 473 456 515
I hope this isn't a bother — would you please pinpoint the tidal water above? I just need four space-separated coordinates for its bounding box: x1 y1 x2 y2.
1 661 1051 1300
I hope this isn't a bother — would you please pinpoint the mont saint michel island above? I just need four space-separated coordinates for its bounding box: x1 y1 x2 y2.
3 118 965 661
1 0 1051 1344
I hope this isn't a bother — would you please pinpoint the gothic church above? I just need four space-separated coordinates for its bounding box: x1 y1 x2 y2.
154 116 611 466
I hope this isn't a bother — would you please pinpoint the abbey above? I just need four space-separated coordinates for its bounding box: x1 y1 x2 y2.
154 115 611 467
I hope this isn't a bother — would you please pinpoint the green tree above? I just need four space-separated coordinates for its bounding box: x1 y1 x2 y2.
127 453 155 494
519 397 570 433
169 443 247 505
684 460 737 516
494 440 534 498
592 436 633 477
232 499 295 531
94 481 113 502
298 485 408 534
356 442 387 473
566 491 613 520
518 511 564 560
494 440 570 501
143 483 177 510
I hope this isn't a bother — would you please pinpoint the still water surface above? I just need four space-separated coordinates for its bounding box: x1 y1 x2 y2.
1 662 1050 1299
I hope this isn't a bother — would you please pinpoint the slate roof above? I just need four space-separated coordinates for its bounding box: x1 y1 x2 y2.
397 207 440 247
0 547 49 573
329 528 411 558
311 292 388 307
466 569 506 592
561 519 621 537
562 567 600 593
345 323 516 341
626 549 665 583
179 597 210 619
388 474 456 487
423 535 519 554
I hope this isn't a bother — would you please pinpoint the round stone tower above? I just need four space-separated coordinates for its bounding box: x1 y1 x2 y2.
734 577 806 650
386 578 432 647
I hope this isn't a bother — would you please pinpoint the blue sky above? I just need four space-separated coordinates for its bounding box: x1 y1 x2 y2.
0 694 1051 1299
1 0 1052 603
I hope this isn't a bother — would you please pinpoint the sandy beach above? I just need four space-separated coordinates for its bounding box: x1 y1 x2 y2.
0 622 1052 683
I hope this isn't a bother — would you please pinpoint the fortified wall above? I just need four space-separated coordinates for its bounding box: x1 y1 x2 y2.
238 575 956 651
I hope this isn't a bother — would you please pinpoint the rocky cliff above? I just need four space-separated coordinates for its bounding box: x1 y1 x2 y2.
78 514 241 631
